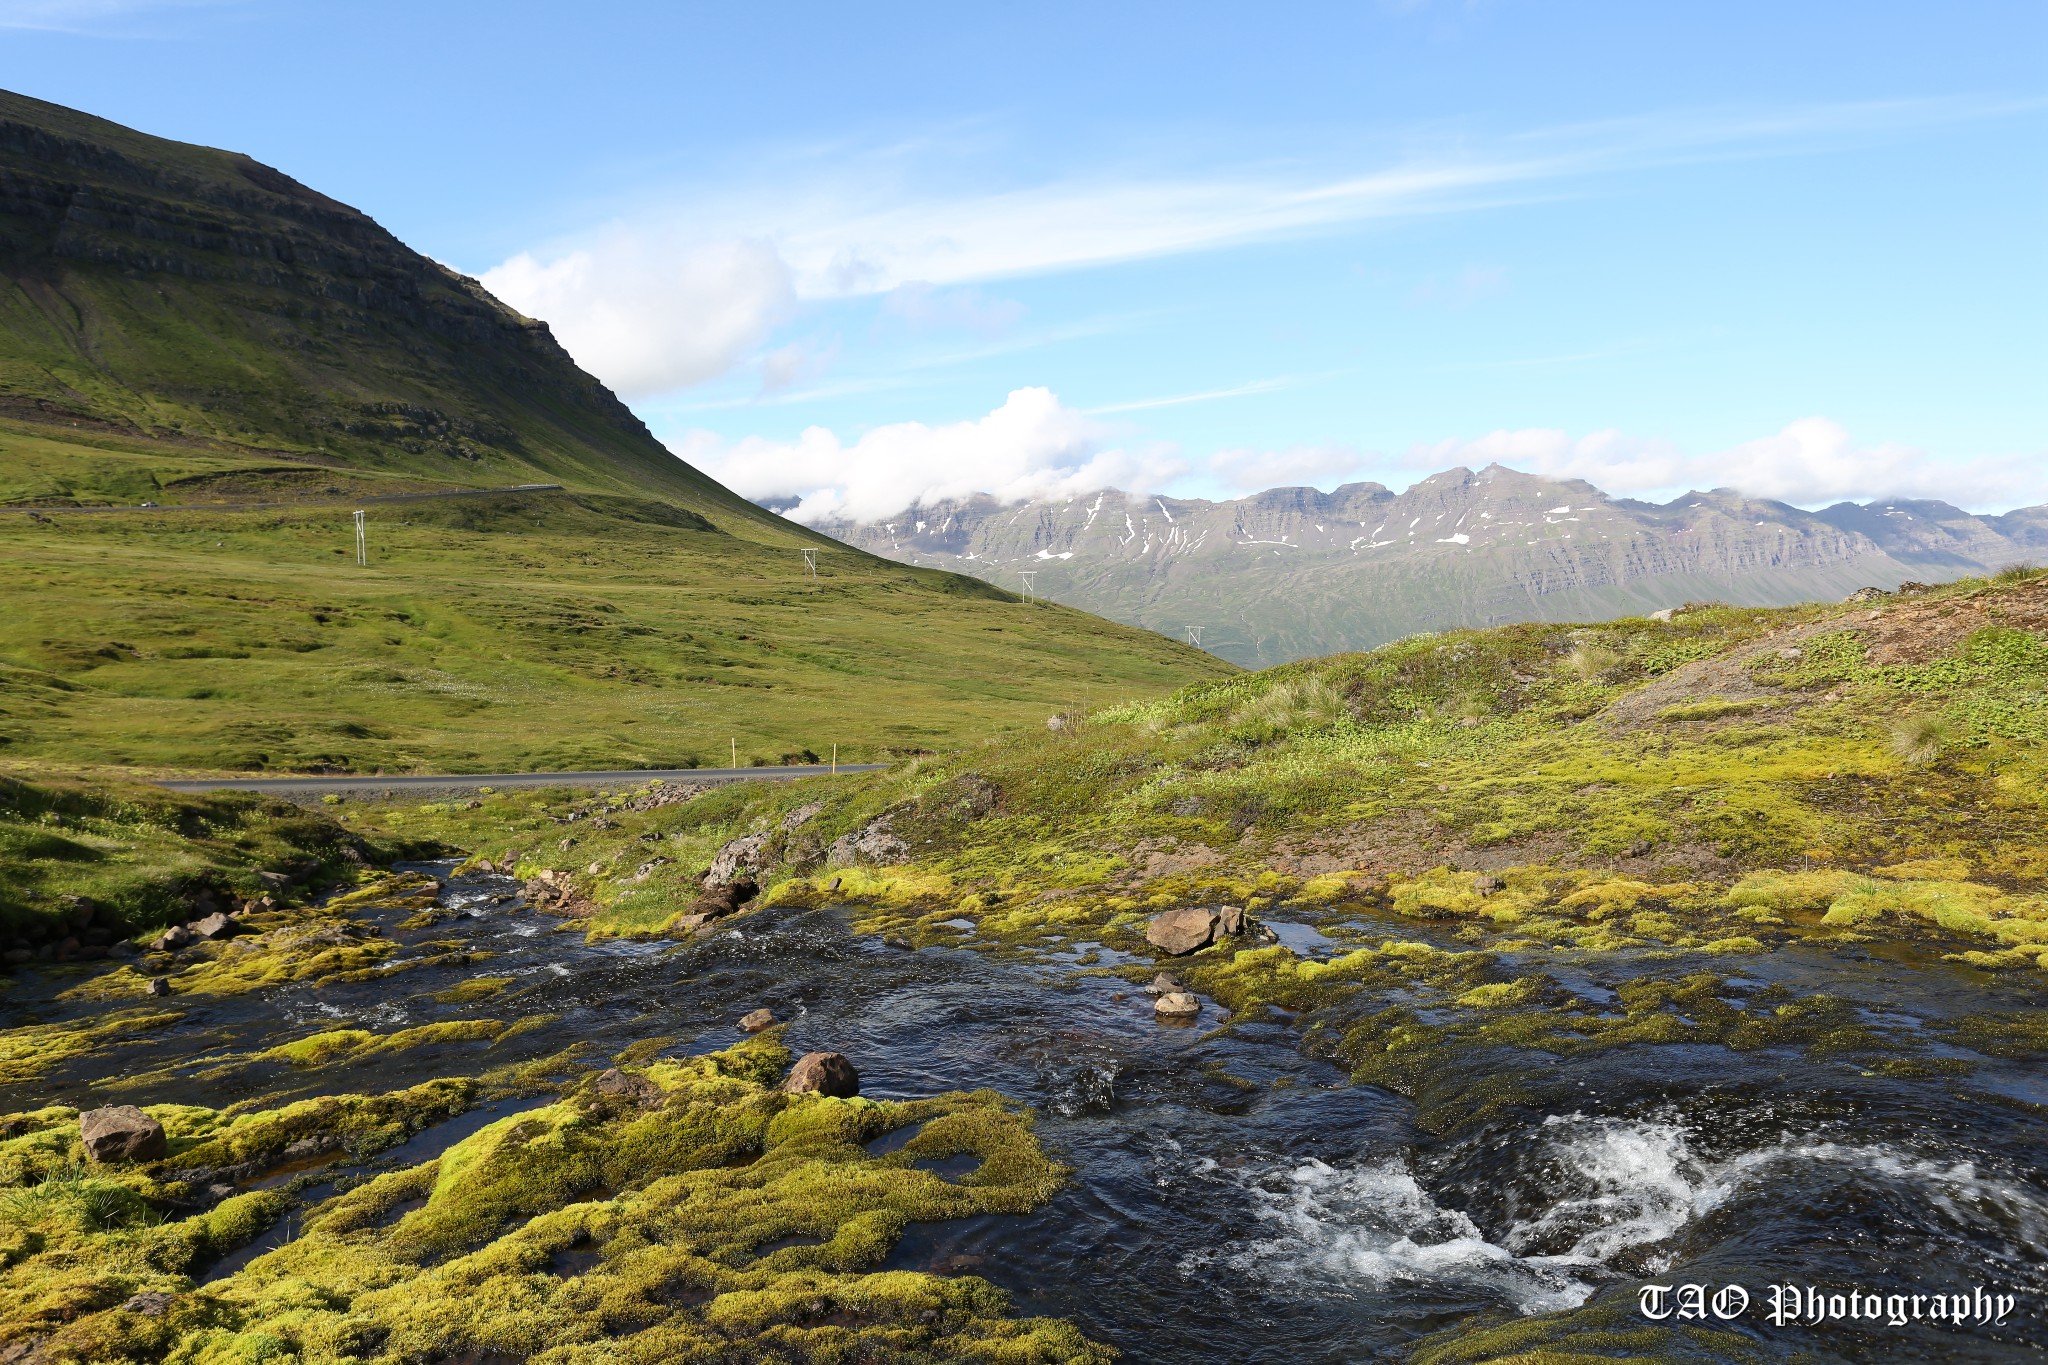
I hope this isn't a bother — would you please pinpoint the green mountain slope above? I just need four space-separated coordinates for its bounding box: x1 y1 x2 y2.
0 88 773 529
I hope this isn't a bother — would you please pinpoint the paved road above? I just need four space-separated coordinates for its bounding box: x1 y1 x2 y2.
159 764 884 800
1 484 565 516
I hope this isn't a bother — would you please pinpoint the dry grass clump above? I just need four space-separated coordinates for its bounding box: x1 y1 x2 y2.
1889 714 1953 765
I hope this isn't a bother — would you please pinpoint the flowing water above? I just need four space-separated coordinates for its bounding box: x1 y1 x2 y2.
8 862 2047 1362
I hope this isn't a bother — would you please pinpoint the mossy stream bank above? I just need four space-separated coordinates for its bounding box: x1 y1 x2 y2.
4 860 2047 1363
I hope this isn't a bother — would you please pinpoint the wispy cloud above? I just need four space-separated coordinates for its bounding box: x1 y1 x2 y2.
482 95 2036 399
1087 376 1301 415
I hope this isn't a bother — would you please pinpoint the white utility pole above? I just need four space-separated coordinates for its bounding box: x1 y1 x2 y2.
1019 570 1037 603
730 737 738 769
353 510 367 566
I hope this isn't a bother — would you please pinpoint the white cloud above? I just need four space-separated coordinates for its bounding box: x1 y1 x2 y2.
1204 444 1367 496
480 236 792 399
1408 418 2046 510
673 387 1188 523
675 397 2046 522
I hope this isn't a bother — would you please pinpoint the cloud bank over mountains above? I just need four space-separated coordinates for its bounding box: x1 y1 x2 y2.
678 388 2044 522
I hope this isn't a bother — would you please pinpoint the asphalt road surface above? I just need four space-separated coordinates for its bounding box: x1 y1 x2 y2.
158 765 884 801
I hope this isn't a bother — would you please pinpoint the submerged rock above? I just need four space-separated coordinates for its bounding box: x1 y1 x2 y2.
740 1008 777 1033
1146 907 1220 955
780 1051 860 1097
1154 991 1201 1018
1146 972 1185 996
81 1104 166 1163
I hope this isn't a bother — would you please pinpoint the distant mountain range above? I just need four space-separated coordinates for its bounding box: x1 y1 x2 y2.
802 465 2048 666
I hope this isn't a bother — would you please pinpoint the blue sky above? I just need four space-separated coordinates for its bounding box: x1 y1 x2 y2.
5 1 2044 515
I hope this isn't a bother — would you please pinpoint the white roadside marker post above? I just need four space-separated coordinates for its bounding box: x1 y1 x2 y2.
354 510 367 566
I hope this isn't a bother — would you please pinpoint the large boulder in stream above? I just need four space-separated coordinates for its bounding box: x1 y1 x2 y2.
81 1105 166 1163
1146 907 1220 956
780 1051 860 1098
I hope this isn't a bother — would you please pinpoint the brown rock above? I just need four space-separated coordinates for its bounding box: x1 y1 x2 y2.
692 878 758 919
1217 905 1245 936
81 1105 166 1163
155 925 195 952
779 1051 860 1098
144 977 172 997
190 912 239 940
1145 907 1221 956
1473 875 1505 896
1145 972 1184 996
740 1008 777 1033
1154 991 1201 1018
120 1291 175 1317
591 1068 661 1105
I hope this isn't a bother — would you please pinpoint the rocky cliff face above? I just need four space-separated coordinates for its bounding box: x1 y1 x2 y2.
0 89 760 518
810 465 2046 666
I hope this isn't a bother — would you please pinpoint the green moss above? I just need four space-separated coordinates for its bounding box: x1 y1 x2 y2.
0 1009 182 1084
0 1038 1108 1363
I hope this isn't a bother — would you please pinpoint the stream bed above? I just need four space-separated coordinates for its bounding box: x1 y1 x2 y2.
7 862 2047 1362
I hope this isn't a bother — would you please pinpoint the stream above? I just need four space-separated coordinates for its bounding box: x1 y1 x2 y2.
7 861 2047 1362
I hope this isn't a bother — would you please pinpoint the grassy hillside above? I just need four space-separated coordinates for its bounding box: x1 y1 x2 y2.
360 568 2048 959
0 429 1227 775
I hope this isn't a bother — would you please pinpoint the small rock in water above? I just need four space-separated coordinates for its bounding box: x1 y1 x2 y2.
739 1008 777 1033
780 1051 860 1097
1145 906 1220 956
475 859 496 874
1145 972 1184 996
144 977 171 997
1154 991 1201 1018
81 1104 166 1163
